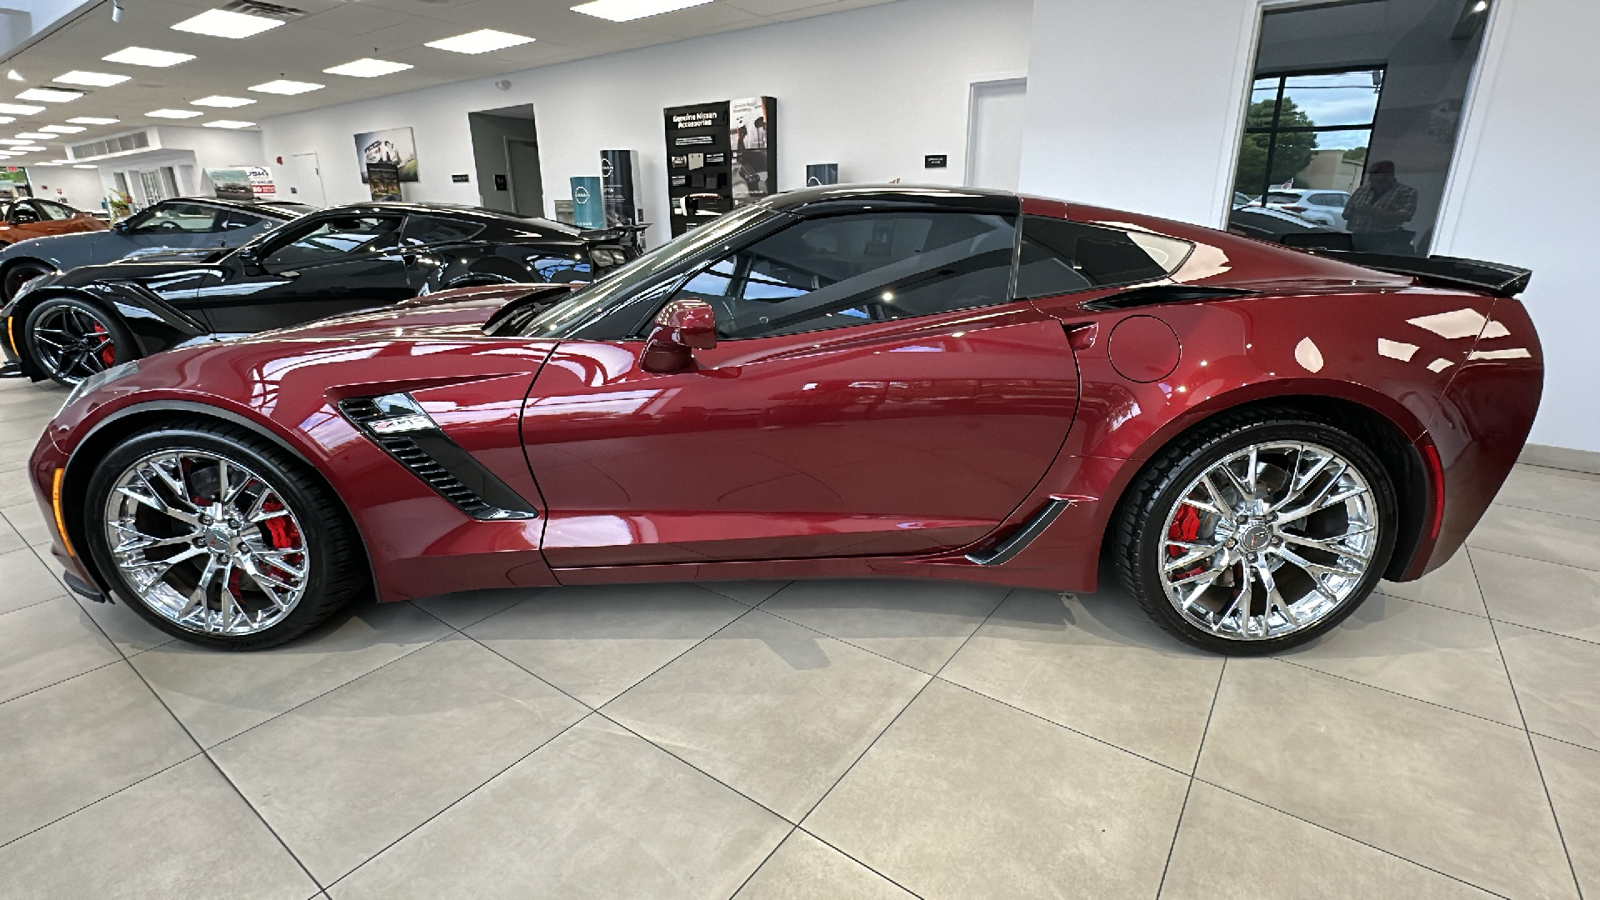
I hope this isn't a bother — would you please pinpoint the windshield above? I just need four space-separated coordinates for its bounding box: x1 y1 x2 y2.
522 204 778 338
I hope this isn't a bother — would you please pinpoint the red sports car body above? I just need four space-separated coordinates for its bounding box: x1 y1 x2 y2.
27 186 1542 652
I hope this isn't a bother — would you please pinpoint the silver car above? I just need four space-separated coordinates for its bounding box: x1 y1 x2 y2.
0 198 310 301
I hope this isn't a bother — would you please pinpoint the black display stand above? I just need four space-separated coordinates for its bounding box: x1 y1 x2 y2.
664 96 776 237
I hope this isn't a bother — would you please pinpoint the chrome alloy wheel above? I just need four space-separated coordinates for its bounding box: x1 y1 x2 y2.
102 450 311 636
1157 441 1378 641
31 304 115 384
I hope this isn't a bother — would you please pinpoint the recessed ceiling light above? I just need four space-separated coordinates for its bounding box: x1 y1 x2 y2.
0 103 44 115
248 79 323 95
203 120 256 129
146 108 204 119
53 71 130 87
424 29 534 54
172 8 284 39
73 164 96 168
323 58 413 78
14 132 54 139
191 95 255 108
41 125 85 133
11 145 44 151
571 0 713 21
102 47 195 68
67 116 120 124
0 117 15 125
17 88 84 103
0 139 31 145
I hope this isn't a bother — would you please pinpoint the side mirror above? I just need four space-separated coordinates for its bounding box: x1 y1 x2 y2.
110 220 128 234
641 299 717 374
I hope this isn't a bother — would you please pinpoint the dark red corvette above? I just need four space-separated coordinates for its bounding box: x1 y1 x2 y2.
28 186 1542 653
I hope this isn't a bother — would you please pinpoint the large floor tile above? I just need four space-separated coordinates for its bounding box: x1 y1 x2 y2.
1533 736 1600 898
1495 465 1600 522
0 545 67 614
332 716 788 900
0 514 22 556
1497 623 1600 751
130 600 450 747
0 755 318 898
1281 593 1522 725
699 580 792 605
1161 782 1494 898
805 680 1189 900
409 587 535 630
941 588 1222 770
465 582 750 707
0 663 197 846
1 502 52 549
1197 661 1573 899
759 579 1007 673
212 636 587 883
606 610 929 821
1377 547 1487 615
734 830 914 900
0 466 39 507
0 595 119 703
1466 504 1600 572
1472 547 1600 643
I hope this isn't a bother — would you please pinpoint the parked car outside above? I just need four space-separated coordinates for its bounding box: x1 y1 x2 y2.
0 198 307 302
1264 189 1350 230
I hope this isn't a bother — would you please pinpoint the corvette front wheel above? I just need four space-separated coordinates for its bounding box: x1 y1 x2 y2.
1115 413 1398 654
83 423 368 650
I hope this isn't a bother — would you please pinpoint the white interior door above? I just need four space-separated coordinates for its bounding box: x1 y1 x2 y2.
286 152 326 206
966 78 1028 191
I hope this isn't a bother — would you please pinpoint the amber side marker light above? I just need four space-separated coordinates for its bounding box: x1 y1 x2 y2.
5 315 16 355
51 468 75 557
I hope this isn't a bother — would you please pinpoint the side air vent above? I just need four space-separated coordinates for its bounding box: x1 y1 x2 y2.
339 394 538 521
1079 284 1256 312
68 130 151 161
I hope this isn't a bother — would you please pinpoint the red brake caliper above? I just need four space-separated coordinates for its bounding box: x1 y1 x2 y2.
258 497 303 585
1167 505 1205 581
90 322 114 366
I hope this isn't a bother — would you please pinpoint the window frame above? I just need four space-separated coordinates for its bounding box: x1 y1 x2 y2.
1012 215 1194 302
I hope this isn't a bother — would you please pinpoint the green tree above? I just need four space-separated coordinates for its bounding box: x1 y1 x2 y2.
1343 146 1368 165
1233 97 1318 197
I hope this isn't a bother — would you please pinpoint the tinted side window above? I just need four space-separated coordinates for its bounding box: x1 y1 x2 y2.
36 200 75 220
673 211 1016 340
129 202 220 234
264 216 402 269
402 215 485 246
213 209 265 231
1014 217 1190 299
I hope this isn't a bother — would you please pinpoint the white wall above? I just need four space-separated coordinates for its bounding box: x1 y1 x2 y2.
1020 0 1600 453
1433 0 1600 454
27 165 100 210
261 0 1034 249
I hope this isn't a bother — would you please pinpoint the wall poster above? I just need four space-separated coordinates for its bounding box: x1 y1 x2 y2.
204 168 253 201
354 127 419 184
366 161 402 201
663 96 776 237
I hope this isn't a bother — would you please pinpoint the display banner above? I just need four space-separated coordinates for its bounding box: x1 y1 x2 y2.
366 162 402 201
663 97 776 237
571 176 605 229
248 166 277 198
806 163 839 187
600 150 642 228
205 168 253 201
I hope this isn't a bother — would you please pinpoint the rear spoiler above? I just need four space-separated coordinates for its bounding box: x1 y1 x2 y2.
577 224 650 244
1280 233 1532 297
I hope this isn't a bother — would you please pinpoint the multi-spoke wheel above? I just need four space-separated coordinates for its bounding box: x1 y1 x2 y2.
23 295 134 387
83 423 368 649
2 260 52 302
1116 413 1397 654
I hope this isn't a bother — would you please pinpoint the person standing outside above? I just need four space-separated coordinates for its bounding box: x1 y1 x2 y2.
1345 160 1420 254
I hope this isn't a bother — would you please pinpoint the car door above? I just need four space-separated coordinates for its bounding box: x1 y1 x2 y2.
110 202 227 261
522 208 1082 568
200 212 413 334
0 200 47 241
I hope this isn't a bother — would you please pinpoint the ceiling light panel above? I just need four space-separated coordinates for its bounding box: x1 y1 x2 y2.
571 0 714 21
53 71 130 87
424 29 534 54
41 125 86 133
191 95 255 108
17 88 84 103
67 116 119 124
15 132 54 139
203 120 256 129
248 79 323 95
0 118 15 125
0 103 45 114
147 108 204 118
0 139 30 145
103 47 195 67
73 164 97 169
323 58 413 78
172 8 284 39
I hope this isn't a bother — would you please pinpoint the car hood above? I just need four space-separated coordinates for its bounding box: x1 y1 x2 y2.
244 293 520 344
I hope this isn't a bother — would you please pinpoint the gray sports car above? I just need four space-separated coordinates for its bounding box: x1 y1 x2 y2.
0 198 311 301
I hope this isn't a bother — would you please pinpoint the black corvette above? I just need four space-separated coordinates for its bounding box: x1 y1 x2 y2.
1 202 637 385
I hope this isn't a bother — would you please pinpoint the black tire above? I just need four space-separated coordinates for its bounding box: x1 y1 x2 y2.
82 421 369 650
1113 409 1398 655
23 295 137 387
3 260 52 302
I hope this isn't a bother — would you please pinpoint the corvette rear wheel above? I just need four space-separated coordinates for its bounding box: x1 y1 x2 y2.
1115 413 1397 654
3 261 51 301
24 296 134 387
84 423 367 650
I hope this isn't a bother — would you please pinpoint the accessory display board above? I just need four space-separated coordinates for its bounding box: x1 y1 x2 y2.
664 96 776 236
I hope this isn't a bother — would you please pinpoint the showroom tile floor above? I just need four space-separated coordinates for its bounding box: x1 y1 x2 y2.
1 376 1598 899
